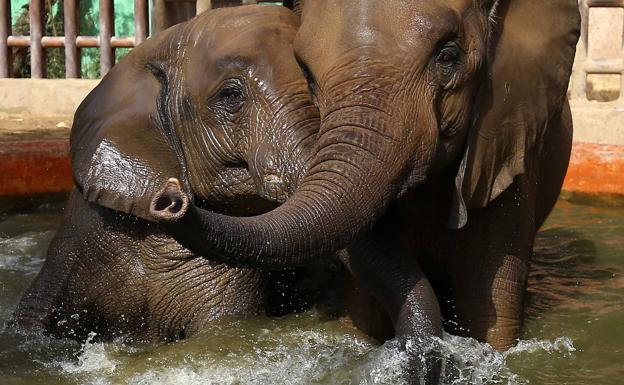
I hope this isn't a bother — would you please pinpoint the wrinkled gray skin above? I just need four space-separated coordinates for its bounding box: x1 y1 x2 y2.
11 6 325 343
160 1 580 382
12 191 269 342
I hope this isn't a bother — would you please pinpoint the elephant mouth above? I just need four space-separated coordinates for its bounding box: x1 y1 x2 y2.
263 174 282 184
196 195 282 217
215 168 289 206
258 174 289 204
149 172 288 222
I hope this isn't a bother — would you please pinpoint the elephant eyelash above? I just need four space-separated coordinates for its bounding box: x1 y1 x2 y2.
146 60 167 82
435 42 463 68
488 0 502 24
432 41 465 90
440 116 461 137
216 79 246 114
437 47 459 65
443 71 463 91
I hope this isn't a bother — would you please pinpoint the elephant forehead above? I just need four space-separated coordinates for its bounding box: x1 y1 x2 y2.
296 0 463 70
183 39 302 97
193 3 299 32
187 5 298 55
189 25 296 68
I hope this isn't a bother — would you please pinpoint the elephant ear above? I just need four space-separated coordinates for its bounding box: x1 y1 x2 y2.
70 39 187 222
447 0 580 229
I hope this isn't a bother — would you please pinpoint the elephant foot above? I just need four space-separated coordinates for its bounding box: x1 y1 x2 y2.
345 335 441 385
392 335 442 385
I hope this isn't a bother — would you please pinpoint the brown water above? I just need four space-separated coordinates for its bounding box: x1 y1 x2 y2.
0 198 622 384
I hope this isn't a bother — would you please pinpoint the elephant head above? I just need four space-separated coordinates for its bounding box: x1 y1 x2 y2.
163 0 580 267
71 5 318 222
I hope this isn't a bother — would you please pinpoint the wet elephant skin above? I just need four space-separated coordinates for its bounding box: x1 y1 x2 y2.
163 1 581 382
10 6 329 343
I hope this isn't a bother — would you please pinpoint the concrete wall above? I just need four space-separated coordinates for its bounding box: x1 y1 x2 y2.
586 7 622 101
0 79 98 117
569 6 624 146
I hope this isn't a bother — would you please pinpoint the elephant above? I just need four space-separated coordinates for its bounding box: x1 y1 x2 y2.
154 0 580 381
10 5 324 342
152 0 259 34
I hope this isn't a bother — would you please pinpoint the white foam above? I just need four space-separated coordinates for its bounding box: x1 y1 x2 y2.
59 333 118 376
434 334 576 385
0 231 54 272
55 321 575 385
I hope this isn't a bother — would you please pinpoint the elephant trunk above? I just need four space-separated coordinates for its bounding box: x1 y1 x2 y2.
165 103 405 268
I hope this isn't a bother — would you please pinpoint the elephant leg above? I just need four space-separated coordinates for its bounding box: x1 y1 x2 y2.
448 177 535 351
450 251 530 350
342 274 394 342
534 100 573 231
342 223 442 384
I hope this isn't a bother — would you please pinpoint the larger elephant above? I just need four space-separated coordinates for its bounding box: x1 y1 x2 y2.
162 0 580 355
11 5 324 342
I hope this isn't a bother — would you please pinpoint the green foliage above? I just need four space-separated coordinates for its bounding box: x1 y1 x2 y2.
12 0 64 78
10 0 134 79
79 0 100 78
10 3 29 78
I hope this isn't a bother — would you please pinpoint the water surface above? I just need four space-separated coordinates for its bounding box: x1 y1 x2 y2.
0 198 622 384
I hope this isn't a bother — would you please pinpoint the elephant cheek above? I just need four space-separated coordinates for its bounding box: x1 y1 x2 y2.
83 139 187 222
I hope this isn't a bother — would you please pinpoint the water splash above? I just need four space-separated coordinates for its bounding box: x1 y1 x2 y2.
435 334 576 385
507 336 575 356
58 332 118 376
52 318 575 385
125 326 376 385
0 231 54 273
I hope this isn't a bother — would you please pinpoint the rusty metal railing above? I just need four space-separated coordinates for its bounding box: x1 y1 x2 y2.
0 0 149 78
570 0 624 101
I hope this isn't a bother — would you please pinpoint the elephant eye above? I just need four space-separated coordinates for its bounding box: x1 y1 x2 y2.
436 43 461 67
218 79 245 114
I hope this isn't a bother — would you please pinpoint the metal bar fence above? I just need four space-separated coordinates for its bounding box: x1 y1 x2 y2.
1 0 618 87
29 0 44 78
98 0 113 75
0 0 10 77
0 0 149 78
64 0 79 78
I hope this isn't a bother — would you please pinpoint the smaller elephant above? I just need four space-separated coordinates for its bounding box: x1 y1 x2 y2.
11 5 325 342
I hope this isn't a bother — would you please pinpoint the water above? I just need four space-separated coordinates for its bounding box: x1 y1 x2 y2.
0 198 622 385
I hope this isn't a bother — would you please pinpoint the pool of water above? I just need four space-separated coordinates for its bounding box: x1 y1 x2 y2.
0 198 622 385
